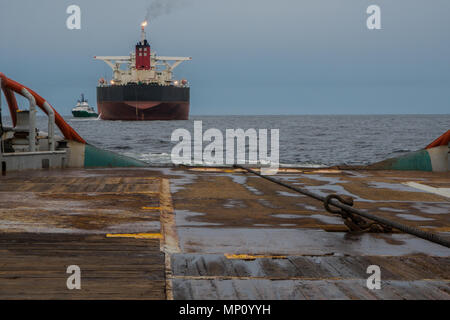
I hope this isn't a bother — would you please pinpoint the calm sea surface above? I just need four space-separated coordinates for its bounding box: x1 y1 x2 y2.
22 114 450 167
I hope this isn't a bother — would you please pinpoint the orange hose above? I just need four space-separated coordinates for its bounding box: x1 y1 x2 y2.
426 130 450 149
0 73 85 144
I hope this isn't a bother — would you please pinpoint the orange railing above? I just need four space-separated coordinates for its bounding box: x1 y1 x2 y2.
0 73 85 144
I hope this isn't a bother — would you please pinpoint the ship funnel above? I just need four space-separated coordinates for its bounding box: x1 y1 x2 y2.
136 21 151 70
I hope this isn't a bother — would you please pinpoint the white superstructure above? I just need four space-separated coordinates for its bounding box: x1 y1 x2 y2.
94 23 191 86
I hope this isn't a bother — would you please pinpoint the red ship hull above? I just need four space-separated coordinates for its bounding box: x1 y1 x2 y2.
98 101 190 121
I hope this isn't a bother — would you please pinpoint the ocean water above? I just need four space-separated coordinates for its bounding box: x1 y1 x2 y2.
11 114 450 167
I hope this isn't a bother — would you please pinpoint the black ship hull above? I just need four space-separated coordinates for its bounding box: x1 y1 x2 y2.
97 84 190 120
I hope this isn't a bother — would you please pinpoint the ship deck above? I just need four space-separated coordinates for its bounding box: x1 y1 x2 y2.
0 167 449 299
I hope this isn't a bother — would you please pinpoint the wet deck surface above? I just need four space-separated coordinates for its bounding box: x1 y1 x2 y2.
0 167 449 299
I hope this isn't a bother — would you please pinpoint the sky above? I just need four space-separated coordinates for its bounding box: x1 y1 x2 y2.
0 0 449 115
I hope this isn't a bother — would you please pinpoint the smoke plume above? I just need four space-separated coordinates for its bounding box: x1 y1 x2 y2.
144 0 187 23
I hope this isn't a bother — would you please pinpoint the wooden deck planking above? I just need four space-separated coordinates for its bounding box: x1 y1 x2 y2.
0 233 165 299
0 173 167 299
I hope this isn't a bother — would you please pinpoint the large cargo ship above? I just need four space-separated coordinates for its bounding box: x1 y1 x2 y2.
94 21 191 120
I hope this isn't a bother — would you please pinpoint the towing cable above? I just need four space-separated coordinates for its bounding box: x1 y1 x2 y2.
234 165 450 249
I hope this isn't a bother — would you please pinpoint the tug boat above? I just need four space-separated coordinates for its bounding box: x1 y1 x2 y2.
72 94 98 118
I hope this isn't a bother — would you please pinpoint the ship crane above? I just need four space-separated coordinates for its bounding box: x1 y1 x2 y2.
94 56 191 71
93 56 131 70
